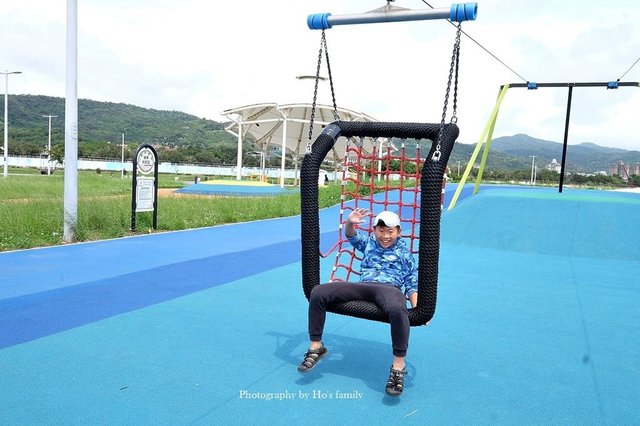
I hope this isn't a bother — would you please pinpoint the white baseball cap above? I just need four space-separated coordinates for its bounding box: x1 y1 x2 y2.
373 211 401 228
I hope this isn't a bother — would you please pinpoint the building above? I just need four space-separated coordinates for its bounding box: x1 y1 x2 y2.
546 158 561 173
609 161 640 180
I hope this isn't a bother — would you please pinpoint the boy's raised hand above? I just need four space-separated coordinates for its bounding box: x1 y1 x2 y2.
347 208 371 226
345 208 370 237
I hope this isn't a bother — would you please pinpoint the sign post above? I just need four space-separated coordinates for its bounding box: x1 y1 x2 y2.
131 144 158 230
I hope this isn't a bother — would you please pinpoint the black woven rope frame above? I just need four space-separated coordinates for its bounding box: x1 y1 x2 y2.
301 121 458 326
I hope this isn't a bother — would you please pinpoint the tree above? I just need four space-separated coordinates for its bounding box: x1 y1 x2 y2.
537 169 559 184
50 143 64 163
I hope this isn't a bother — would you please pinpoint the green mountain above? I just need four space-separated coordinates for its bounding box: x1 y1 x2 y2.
2 95 638 173
391 137 531 172
389 132 638 174
2 94 236 148
490 134 640 172
449 141 531 171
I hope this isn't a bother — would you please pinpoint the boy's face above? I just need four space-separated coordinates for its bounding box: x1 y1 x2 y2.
374 225 401 249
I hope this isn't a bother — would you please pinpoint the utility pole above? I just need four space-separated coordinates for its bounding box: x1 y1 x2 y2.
120 133 125 178
530 155 536 184
42 114 58 175
3 70 22 177
64 0 78 243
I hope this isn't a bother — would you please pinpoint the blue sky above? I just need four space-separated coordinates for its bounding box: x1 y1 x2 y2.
2 0 639 150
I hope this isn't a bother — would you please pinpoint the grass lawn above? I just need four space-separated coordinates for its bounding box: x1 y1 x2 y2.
0 169 342 252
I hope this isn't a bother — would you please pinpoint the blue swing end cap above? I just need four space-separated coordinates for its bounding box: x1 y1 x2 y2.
450 3 478 22
308 13 332 30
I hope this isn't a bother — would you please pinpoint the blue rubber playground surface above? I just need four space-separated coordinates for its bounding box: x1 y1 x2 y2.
1 185 639 424
175 180 294 197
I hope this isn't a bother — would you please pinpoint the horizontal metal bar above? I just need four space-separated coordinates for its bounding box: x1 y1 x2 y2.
505 82 640 89
308 3 477 30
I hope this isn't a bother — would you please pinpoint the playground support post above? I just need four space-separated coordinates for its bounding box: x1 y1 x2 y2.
448 81 640 210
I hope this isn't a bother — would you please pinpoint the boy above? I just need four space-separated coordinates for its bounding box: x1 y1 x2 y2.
298 208 418 397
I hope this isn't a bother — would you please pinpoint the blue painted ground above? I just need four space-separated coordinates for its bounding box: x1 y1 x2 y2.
0 185 638 424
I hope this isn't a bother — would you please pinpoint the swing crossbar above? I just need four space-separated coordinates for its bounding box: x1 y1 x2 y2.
308 3 477 30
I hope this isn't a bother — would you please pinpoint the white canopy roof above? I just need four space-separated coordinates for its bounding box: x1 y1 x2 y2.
222 102 380 186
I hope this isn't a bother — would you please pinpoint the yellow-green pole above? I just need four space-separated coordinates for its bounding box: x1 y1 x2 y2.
448 84 510 210
474 95 502 193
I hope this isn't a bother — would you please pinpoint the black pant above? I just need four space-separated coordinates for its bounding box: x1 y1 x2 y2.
308 282 410 357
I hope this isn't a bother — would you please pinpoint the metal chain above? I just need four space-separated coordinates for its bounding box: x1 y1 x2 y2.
306 30 326 154
306 30 341 154
433 22 462 162
323 34 340 121
451 26 461 125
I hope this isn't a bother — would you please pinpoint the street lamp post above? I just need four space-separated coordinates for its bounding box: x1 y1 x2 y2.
3 70 22 177
42 114 58 175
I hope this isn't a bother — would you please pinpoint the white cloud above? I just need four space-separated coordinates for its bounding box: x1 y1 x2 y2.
2 0 640 151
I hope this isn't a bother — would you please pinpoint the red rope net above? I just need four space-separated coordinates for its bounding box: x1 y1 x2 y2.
324 136 447 282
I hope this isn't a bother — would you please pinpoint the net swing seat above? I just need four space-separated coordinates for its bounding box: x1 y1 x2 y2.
300 2 476 327
301 121 457 326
